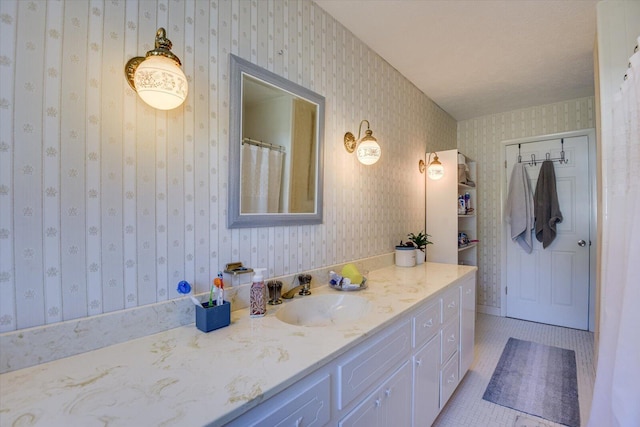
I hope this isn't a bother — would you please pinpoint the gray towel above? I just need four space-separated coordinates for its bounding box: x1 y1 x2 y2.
534 160 563 248
505 163 534 253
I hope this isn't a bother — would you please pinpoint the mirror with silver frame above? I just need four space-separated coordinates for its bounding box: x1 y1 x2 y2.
228 54 325 228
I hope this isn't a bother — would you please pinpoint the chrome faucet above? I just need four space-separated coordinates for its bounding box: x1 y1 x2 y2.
282 274 312 299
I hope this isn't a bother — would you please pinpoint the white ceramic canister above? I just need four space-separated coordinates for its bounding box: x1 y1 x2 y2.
395 246 416 267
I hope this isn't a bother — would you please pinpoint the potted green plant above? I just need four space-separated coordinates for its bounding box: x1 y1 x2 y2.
407 231 433 264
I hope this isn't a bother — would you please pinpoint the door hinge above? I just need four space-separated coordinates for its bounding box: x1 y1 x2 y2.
505 286 508 295
504 160 507 168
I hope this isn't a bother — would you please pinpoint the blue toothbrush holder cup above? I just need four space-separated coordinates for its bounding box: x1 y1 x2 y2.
195 301 231 333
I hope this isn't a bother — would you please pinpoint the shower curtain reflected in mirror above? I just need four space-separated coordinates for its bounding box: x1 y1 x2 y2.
241 144 284 213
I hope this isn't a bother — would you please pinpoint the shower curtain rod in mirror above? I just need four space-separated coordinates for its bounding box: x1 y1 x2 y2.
242 137 286 153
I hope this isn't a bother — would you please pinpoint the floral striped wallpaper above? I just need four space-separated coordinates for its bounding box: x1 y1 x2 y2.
457 96 595 313
0 0 456 332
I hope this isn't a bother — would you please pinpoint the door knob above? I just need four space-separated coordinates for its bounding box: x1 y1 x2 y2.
578 240 586 247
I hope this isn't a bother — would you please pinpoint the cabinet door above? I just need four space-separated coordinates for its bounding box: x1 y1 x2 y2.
381 361 412 427
440 352 460 408
460 275 476 376
340 362 412 427
412 336 440 427
338 391 381 427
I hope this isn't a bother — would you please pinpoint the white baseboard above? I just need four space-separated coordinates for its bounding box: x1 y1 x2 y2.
477 304 502 316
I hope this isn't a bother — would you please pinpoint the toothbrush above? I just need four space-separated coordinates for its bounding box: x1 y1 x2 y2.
209 281 215 307
214 272 224 306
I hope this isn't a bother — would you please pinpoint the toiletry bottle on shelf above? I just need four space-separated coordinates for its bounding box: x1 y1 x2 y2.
250 268 267 318
458 194 466 215
464 192 471 214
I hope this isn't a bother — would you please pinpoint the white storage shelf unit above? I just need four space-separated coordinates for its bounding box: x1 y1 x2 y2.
426 149 477 266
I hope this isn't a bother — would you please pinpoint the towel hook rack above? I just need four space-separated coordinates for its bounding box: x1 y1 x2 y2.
516 139 568 166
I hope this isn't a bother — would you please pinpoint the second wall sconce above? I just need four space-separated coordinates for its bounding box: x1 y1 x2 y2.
344 120 381 165
124 28 188 110
426 152 444 180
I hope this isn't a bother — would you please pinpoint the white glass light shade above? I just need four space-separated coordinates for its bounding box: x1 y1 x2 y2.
427 163 444 180
356 139 381 165
134 56 188 110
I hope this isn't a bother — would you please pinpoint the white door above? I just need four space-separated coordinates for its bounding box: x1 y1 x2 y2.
504 136 591 330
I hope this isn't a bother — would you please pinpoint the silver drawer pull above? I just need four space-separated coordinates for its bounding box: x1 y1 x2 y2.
448 334 455 342
375 398 381 407
423 319 433 328
416 358 422 367
385 388 391 397
295 416 304 427
448 301 456 308
447 374 456 384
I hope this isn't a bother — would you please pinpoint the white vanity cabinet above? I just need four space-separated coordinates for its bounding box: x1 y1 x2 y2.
223 272 475 427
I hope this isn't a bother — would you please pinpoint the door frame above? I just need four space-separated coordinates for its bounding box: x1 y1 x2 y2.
499 129 597 331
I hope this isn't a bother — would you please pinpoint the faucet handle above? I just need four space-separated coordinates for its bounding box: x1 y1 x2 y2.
298 274 312 284
298 274 312 295
267 280 283 305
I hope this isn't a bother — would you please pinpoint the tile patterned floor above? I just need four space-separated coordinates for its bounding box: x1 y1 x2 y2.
433 313 595 427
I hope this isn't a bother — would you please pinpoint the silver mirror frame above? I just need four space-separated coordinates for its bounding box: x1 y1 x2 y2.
228 54 325 228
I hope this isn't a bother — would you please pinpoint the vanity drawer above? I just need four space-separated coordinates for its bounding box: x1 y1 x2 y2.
441 286 460 325
441 319 460 365
440 351 460 408
226 373 331 427
413 301 441 348
337 319 412 410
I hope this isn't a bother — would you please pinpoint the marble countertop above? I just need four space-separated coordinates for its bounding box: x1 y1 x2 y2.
0 262 476 426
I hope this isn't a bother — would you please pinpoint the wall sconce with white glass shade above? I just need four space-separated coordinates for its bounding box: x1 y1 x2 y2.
426 152 444 180
344 120 381 165
124 28 188 110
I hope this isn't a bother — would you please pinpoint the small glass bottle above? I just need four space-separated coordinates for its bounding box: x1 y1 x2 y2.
250 268 267 317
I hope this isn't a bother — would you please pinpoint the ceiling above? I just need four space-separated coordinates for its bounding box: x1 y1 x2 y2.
314 0 598 121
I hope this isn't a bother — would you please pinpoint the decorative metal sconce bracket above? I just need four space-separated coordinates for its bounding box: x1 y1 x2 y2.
124 56 145 90
124 28 182 92
344 132 357 153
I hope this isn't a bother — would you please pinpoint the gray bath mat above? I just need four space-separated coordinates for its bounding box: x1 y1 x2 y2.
483 338 580 427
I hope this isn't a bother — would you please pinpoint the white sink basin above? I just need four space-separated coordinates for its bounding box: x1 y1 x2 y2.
276 294 370 327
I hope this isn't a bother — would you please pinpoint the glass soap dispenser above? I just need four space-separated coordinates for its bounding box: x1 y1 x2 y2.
250 268 267 317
